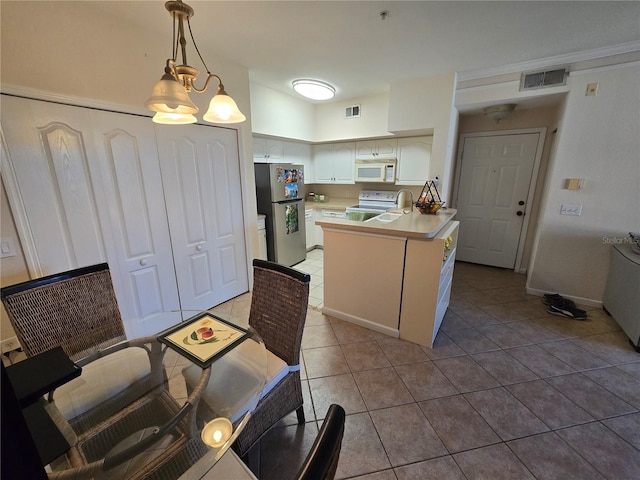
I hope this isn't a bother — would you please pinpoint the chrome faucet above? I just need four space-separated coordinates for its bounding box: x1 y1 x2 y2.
395 189 414 212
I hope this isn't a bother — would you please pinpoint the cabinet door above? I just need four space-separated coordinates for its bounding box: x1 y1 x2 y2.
396 137 432 185
265 139 283 162
333 143 355 183
283 141 313 181
355 139 397 159
355 140 376 159
252 136 267 161
305 214 315 249
312 144 335 183
252 137 283 162
375 138 398 158
157 124 248 311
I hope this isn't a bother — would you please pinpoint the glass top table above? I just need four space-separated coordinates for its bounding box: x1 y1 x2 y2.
43 310 267 479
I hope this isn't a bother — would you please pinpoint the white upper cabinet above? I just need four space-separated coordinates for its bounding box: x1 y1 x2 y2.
355 138 398 159
396 136 432 185
283 141 313 182
313 142 355 184
253 137 284 162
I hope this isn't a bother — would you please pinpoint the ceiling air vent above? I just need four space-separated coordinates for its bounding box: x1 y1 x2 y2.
345 105 361 119
520 68 568 91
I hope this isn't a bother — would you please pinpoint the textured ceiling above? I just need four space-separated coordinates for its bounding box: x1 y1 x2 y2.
90 1 640 102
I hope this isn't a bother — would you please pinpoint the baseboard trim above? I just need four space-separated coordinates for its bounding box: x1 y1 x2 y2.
321 307 399 338
525 286 602 308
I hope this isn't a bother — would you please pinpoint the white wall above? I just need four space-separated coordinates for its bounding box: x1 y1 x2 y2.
314 92 392 142
388 72 458 201
250 83 315 141
527 63 640 304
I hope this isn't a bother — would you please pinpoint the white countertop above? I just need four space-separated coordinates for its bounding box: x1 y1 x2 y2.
315 208 457 239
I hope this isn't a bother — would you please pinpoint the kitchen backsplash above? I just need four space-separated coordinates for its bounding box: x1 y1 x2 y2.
305 183 423 202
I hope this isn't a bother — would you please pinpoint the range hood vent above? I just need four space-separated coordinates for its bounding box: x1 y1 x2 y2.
520 68 568 91
345 105 361 118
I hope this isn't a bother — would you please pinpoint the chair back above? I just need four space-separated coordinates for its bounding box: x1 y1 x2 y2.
294 404 346 480
1 263 126 361
249 259 310 366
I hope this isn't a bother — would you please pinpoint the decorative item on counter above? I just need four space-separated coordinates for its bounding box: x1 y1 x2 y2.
309 192 315 201
416 179 444 214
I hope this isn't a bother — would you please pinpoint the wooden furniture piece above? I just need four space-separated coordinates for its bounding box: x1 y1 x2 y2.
294 404 346 480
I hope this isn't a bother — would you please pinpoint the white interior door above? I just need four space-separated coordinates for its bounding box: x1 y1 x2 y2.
455 133 539 269
156 124 248 311
88 110 182 336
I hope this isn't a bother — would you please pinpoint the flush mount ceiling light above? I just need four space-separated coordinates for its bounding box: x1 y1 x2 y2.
292 79 336 101
483 104 516 122
145 0 246 125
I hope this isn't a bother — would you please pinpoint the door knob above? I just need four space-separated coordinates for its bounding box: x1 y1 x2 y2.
518 201 525 206
517 211 524 216
196 244 203 251
139 258 147 266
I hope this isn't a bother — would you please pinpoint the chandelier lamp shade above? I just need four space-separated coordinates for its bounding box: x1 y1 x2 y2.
145 0 246 125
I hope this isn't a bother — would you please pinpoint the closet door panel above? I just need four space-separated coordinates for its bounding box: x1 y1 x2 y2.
156 124 248 311
89 110 181 336
1 96 105 275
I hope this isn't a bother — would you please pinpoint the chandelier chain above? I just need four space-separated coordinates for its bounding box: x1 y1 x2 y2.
187 19 210 75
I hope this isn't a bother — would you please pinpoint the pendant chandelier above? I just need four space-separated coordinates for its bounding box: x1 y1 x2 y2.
145 1 246 125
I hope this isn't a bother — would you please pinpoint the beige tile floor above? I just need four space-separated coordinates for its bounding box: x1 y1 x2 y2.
4 249 639 479
239 250 640 480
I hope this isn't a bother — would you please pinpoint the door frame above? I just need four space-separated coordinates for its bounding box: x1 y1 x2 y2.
452 128 547 273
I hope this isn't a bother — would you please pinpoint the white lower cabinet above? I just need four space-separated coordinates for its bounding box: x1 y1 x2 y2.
400 221 459 347
305 209 315 250
1 95 248 337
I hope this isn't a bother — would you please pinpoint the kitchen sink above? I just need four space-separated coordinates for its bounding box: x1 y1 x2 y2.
366 212 402 223
345 211 382 222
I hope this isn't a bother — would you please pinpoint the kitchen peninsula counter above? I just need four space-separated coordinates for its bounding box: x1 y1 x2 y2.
317 209 459 348
315 208 457 239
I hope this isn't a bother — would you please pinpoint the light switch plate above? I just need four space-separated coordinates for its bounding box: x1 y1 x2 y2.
560 204 582 216
0 238 16 258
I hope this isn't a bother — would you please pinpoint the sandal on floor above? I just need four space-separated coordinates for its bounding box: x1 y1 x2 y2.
547 303 587 320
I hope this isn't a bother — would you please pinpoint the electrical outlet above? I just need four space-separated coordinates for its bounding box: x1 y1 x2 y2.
586 83 599 96
560 204 582 216
1 336 21 354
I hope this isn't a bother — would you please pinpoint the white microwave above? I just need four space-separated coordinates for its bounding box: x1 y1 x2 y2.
354 160 396 183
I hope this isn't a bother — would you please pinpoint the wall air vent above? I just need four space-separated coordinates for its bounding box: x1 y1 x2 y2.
345 105 361 118
520 68 568 91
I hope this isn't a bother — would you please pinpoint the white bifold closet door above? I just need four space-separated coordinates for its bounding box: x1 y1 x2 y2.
0 95 248 337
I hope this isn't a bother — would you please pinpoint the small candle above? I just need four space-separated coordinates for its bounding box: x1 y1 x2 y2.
201 417 233 448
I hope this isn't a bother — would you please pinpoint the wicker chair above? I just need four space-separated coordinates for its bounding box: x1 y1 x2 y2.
233 259 311 456
184 259 311 459
0 263 151 423
294 404 346 480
